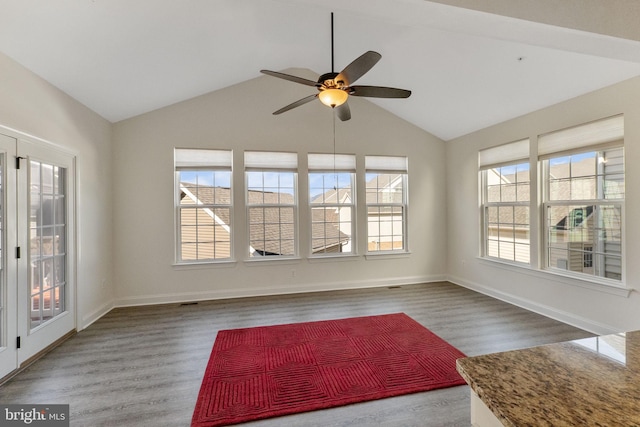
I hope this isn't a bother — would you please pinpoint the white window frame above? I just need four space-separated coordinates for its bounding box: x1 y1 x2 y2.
541 147 624 284
245 151 298 259
365 155 408 254
539 115 624 285
479 139 531 265
308 153 356 257
174 148 233 264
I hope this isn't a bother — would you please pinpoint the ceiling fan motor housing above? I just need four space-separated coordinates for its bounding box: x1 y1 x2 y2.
318 72 344 89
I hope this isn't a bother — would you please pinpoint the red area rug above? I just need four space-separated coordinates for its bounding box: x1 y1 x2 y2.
191 313 466 426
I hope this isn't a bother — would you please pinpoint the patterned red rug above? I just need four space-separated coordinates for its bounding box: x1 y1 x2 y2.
191 313 466 426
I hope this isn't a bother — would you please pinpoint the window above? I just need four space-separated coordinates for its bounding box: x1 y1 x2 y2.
308 153 356 255
583 245 593 268
245 151 297 258
30 161 67 326
479 139 530 263
540 115 624 282
365 155 407 252
175 149 232 262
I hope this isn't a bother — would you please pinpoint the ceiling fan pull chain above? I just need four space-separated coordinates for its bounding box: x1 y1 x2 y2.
333 109 338 191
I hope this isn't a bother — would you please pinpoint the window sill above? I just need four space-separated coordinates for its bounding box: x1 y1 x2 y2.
243 257 301 266
173 260 237 270
308 254 360 263
477 256 632 297
478 256 530 270
365 251 411 260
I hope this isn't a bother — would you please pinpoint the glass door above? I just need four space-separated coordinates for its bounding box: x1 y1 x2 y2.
0 133 17 379
16 139 75 365
28 160 67 329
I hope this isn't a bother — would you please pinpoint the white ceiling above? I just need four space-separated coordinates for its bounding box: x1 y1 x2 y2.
1 0 640 141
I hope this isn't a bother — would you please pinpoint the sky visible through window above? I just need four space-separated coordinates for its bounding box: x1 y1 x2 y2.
482 150 607 173
310 173 351 199
496 163 530 176
549 151 596 167
490 151 597 180
179 170 231 188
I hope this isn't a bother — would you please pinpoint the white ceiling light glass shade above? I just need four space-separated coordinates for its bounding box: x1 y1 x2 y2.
318 88 349 108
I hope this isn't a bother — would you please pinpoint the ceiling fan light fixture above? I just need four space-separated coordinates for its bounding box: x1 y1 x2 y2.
318 88 348 108
261 13 410 120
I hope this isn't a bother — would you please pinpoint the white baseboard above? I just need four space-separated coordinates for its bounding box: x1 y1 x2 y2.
113 275 447 308
80 274 618 336
80 300 115 331
448 274 619 335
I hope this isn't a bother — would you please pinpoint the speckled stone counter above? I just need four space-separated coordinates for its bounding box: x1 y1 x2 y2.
456 331 640 427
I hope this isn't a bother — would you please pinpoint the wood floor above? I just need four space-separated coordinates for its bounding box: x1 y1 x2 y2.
0 282 593 427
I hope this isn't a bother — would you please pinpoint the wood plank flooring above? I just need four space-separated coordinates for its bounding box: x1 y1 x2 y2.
0 282 594 426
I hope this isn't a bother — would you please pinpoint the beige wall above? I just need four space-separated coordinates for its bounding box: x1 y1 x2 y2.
8 35 640 335
112 69 447 306
447 75 640 334
0 52 114 330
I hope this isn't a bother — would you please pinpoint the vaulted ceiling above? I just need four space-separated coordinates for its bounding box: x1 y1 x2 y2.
1 0 640 141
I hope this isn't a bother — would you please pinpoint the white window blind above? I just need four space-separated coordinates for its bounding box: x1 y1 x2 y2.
175 148 232 169
365 155 408 173
308 153 356 171
538 115 624 158
245 151 297 170
479 139 529 170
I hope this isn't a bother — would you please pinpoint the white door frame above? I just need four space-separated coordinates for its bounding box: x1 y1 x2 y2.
0 127 77 373
17 137 76 364
0 133 18 379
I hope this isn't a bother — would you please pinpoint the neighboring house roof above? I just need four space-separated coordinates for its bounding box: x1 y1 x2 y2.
309 212 350 253
180 184 232 225
365 173 403 205
180 183 348 256
487 152 623 231
311 173 403 205
310 187 352 205
247 189 296 256
310 174 404 222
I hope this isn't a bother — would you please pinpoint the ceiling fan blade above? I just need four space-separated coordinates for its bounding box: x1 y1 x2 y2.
261 70 319 87
335 102 351 121
335 51 381 86
350 85 412 99
272 94 318 115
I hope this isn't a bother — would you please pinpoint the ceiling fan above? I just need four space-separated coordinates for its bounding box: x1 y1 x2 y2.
260 13 411 121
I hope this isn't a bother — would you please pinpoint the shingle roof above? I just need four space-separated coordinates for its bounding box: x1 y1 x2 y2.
180 183 349 256
486 153 622 230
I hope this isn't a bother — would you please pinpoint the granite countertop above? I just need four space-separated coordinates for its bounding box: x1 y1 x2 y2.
456 330 640 427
